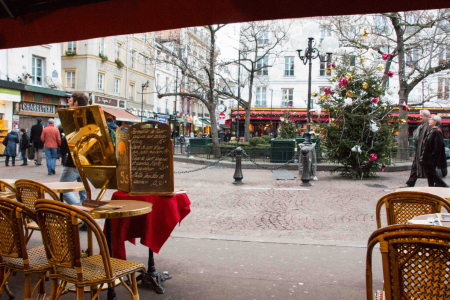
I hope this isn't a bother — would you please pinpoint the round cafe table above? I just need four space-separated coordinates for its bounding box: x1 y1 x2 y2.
84 200 152 300
409 214 450 228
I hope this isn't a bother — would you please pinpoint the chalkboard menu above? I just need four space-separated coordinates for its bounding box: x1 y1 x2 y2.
115 121 174 196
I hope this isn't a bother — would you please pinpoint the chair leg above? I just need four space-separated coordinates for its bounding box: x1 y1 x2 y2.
131 273 139 300
24 274 31 300
37 273 46 300
90 285 98 300
4 282 14 300
76 286 84 300
49 277 58 300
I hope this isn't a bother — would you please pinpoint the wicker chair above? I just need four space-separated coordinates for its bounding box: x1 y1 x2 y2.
375 191 450 228
0 197 55 300
366 224 450 300
14 179 60 241
35 199 146 300
0 180 15 194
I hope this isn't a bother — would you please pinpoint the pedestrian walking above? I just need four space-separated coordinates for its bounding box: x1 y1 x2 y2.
2 130 19 166
59 129 69 166
60 92 89 206
404 110 432 187
40 118 61 175
106 117 118 148
19 128 30 166
30 118 44 165
420 115 449 187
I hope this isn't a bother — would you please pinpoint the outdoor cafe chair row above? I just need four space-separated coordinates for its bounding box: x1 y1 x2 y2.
0 196 146 300
368 190 450 300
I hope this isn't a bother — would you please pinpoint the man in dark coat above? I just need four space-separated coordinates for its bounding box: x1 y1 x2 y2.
19 128 30 165
420 115 448 187
3 130 19 166
29 118 44 165
405 110 432 187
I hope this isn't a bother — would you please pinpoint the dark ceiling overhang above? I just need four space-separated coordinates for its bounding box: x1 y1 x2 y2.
0 0 447 49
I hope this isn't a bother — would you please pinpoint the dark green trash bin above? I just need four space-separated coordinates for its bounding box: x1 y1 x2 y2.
270 140 296 163
445 139 449 148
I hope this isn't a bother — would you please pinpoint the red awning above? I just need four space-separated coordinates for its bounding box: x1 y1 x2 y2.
102 107 140 122
390 113 420 117
0 0 446 49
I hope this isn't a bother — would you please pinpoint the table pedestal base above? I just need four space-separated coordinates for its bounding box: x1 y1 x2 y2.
136 249 172 294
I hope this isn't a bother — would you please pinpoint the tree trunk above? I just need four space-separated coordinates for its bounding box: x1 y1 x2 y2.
244 75 254 142
397 91 410 161
207 103 220 158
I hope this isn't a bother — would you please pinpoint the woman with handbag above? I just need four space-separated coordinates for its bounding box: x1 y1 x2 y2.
19 128 30 166
2 130 19 167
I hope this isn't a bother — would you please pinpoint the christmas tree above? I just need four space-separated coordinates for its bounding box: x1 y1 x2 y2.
279 110 297 139
316 54 401 179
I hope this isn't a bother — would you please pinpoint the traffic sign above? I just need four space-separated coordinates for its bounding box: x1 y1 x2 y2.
218 113 226 120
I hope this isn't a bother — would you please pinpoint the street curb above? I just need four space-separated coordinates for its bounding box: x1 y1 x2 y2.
173 155 413 172
170 232 369 248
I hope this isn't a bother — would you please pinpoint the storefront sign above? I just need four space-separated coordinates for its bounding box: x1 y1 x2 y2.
95 96 118 107
119 100 126 108
0 88 21 102
21 102 56 114
156 114 170 124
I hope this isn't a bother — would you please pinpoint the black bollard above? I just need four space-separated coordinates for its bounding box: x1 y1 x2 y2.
301 148 311 187
233 147 243 185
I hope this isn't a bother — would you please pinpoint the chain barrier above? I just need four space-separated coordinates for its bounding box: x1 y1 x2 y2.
241 149 300 170
174 149 236 174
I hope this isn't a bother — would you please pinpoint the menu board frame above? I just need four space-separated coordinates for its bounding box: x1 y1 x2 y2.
115 120 174 196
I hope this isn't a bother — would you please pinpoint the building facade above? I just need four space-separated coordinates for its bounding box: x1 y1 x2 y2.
61 33 155 124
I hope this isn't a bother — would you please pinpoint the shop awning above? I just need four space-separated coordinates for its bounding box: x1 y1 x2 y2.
23 85 66 97
202 119 211 125
102 107 140 122
0 0 445 49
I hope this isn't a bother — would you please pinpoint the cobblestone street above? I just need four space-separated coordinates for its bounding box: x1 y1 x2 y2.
1 160 437 246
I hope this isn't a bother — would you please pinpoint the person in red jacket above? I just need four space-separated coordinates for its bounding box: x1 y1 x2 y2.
41 118 61 175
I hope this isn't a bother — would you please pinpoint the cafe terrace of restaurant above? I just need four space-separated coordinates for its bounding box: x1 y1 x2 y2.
0 0 449 299
229 107 450 138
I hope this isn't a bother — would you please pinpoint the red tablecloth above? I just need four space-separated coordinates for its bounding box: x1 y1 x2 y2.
108 191 191 260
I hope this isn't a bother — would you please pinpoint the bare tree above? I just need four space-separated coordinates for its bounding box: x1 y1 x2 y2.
155 25 232 157
221 21 290 141
325 9 450 158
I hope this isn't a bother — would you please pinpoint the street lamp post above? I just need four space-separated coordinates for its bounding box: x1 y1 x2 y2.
291 22 339 144
141 80 150 123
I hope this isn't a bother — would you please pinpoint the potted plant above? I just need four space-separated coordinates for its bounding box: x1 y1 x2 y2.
99 53 108 63
65 50 77 56
115 59 124 69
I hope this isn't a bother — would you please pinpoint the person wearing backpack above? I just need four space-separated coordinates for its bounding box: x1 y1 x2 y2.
3 130 19 166
19 128 30 165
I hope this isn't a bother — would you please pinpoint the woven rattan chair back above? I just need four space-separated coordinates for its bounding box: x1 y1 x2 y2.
0 180 15 194
0 197 30 260
35 199 113 280
375 191 450 228
15 179 59 212
366 224 450 300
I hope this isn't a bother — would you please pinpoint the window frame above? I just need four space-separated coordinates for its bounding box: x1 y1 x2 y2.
31 56 44 86
130 50 136 70
256 56 269 76
64 69 77 91
319 55 331 77
284 56 295 76
255 87 267 107
114 77 121 96
115 42 122 61
129 82 136 101
97 72 106 93
99 37 106 55
66 41 77 52
281 88 293 107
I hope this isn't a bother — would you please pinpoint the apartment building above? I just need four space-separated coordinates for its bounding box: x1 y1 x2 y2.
61 33 155 123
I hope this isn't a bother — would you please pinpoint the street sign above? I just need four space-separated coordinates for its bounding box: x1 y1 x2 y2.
219 113 226 120
219 119 225 125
